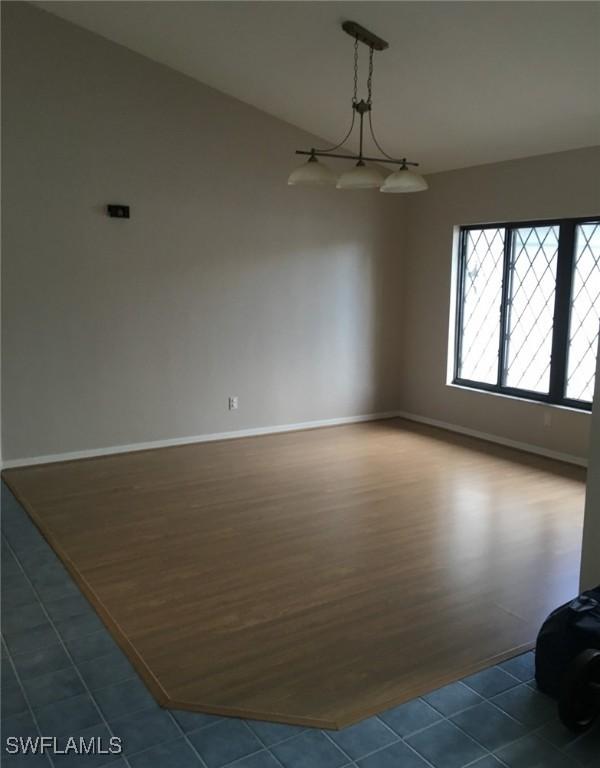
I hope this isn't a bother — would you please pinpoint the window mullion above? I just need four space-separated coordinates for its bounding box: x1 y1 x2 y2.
497 227 512 388
549 221 575 403
454 229 467 381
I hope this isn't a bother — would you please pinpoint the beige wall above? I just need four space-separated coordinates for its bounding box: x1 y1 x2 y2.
581 348 600 589
2 3 599 466
401 147 600 461
1 3 404 461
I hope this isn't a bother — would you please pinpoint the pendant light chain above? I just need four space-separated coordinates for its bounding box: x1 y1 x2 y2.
365 43 402 163
353 36 359 105
308 34 358 154
367 45 374 105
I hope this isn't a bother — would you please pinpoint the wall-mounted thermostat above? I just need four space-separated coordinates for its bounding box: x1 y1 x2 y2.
107 204 130 219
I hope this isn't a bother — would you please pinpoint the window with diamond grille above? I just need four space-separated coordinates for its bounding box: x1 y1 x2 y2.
457 228 504 383
454 216 600 410
566 222 600 402
504 226 558 394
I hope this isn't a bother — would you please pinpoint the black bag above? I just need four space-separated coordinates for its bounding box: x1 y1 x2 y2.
535 585 600 731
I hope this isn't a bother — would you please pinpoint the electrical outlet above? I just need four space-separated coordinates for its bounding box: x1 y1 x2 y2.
543 410 552 428
228 396 239 411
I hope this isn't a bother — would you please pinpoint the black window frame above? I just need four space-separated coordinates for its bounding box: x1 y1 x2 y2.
453 215 600 412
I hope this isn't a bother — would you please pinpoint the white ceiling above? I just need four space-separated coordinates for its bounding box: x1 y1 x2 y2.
35 1 600 174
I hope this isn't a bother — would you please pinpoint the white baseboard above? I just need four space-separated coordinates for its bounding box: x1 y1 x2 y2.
0 411 403 469
396 410 588 468
1 409 587 470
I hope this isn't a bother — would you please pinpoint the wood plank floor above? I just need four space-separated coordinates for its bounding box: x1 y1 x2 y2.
2 419 585 728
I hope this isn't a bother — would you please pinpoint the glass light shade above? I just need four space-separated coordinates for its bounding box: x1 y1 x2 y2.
287 156 336 186
380 168 428 193
336 162 385 190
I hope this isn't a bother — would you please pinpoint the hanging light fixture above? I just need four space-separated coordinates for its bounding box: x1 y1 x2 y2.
287 154 338 186
380 162 429 193
288 21 428 193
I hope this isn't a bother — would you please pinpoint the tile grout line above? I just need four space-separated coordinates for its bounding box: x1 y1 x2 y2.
2 533 135 768
160 709 213 768
532 724 586 764
458 680 591 767
533 717 596 764
347 725 404 765
242 725 323 760
445 702 587 768
357 678 565 768
318 729 359 766
355 715 440 768
2 532 58 768
325 719 407 766
320 717 454 768
443 693 528 758
238 718 289 768
6 615 115 650
212 747 267 768
115 727 209 767
403 694 557 768
242 718 302 768
2 639 57 768
3 622 112 665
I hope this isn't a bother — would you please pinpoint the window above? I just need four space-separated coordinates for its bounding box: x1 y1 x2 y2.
454 217 600 410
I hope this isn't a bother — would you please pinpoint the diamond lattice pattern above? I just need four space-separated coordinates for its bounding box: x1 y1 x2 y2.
458 228 504 383
566 222 600 402
504 226 559 394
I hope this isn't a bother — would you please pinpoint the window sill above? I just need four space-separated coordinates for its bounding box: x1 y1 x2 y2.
446 382 591 414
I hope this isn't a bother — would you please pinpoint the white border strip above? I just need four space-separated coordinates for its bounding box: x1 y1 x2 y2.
1 411 403 469
1 409 587 470
396 410 588 467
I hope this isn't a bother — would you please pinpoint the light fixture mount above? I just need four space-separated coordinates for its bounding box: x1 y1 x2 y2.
288 21 428 192
341 20 388 52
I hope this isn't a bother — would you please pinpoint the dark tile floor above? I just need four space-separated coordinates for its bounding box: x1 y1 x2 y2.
1 483 599 768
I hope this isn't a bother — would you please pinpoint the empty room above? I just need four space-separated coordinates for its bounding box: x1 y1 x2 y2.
1 1 600 767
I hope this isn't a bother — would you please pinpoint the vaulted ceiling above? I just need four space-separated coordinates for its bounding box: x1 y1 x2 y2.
36 1 600 174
